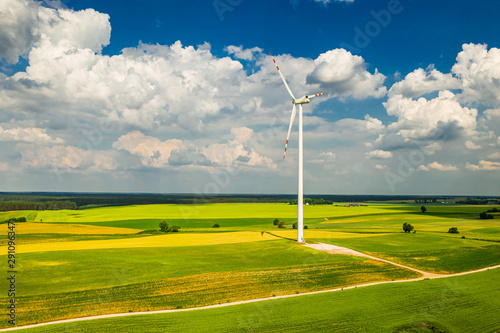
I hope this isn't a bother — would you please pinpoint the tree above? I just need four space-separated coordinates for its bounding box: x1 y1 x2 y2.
278 221 286 228
212 223 220 228
403 222 414 233
159 221 168 232
448 227 459 234
292 222 297 229
170 226 180 232
479 212 494 219
273 218 280 226
421 206 427 213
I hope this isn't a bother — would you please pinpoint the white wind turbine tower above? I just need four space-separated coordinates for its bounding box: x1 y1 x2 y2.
271 53 325 243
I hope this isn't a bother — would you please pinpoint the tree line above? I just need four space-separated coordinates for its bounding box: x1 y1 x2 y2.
0 201 77 211
289 198 333 205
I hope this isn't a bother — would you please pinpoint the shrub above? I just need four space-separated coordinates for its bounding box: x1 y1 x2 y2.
403 222 414 233
448 227 459 234
212 223 220 228
16 217 27 222
277 221 286 228
479 212 494 219
304 225 308 229
170 226 180 232
273 218 280 226
292 222 297 229
159 221 168 232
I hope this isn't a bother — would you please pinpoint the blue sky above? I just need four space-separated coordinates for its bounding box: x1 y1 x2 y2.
0 0 499 195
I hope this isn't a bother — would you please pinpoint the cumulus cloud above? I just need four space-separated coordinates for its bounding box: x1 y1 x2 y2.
417 165 429 172
384 90 477 140
225 45 263 61
466 160 500 171
465 140 481 150
365 150 393 159
0 0 40 63
425 161 458 171
113 131 185 168
389 66 461 98
0 126 63 143
306 49 387 99
452 43 500 107
0 0 110 64
308 151 336 164
19 144 116 171
202 127 277 169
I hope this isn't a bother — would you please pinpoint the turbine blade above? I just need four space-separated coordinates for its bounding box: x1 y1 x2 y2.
306 93 325 99
283 104 297 159
270 53 296 100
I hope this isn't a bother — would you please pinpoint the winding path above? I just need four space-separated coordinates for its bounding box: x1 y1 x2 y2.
1 243 499 332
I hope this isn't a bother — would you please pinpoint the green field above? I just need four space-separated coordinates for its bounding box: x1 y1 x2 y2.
16 268 500 333
1 203 499 330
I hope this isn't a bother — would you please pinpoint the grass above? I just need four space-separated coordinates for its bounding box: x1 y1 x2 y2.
13 268 500 332
2 202 499 330
312 233 500 273
14 240 403 296
8 259 417 327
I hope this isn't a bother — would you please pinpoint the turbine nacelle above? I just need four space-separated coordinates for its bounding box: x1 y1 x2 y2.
293 96 310 105
292 93 325 105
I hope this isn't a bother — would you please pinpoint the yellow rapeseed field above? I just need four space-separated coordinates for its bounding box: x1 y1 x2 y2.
16 222 141 234
18 231 277 254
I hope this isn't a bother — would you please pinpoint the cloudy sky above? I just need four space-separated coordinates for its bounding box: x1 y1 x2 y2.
0 0 499 195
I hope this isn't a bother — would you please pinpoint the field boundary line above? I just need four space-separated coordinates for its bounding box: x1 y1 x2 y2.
1 264 499 331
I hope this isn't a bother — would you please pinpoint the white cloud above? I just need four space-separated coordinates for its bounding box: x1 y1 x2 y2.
426 161 458 171
365 150 393 159
384 90 477 140
225 45 263 61
19 144 116 171
417 165 429 172
308 151 336 164
0 0 110 65
306 49 387 100
466 160 500 171
452 43 500 107
0 0 40 63
0 127 63 144
113 131 185 168
202 127 277 169
465 140 481 150
389 66 461 98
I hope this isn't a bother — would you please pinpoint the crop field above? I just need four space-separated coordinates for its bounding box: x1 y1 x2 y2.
16 268 500 333
1 202 499 330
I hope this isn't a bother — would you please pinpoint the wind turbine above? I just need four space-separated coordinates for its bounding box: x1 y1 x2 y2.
271 53 325 243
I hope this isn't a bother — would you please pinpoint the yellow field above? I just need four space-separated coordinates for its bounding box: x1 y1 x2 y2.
16 222 141 234
17 231 277 254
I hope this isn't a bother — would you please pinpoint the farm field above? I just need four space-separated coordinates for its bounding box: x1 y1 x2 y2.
15 268 500 333
1 202 499 330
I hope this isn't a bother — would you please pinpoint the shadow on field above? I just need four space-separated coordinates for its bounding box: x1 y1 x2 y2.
263 231 296 241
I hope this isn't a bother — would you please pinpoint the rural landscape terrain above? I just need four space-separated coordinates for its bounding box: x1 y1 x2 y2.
1 194 499 332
